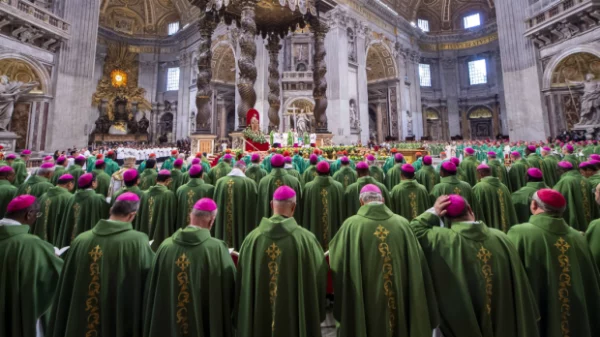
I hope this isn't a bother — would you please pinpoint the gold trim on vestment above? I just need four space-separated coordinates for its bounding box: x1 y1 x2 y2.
148 197 155 225
186 190 195 227
409 192 418 219
43 199 50 241
497 189 507 232
321 188 329 249
71 203 81 241
476 245 493 315
266 243 281 332
175 253 191 336
85 245 103 337
374 225 396 333
580 180 591 224
555 237 571 337
226 180 235 247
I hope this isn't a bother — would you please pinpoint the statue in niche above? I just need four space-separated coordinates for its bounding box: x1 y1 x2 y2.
0 75 38 132
138 112 150 134
347 28 356 62
571 74 600 126
349 99 360 130
296 112 311 135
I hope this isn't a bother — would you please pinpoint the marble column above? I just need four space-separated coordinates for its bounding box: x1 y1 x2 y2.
441 57 460 137
356 24 370 144
47 0 101 150
310 17 330 133
236 0 258 130
195 13 217 134
177 51 192 139
496 0 546 140
266 34 281 132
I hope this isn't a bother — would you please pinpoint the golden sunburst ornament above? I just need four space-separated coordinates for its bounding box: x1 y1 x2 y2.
110 69 127 87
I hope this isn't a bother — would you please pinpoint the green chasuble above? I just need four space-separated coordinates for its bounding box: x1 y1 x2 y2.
292 155 306 174
234 215 327 337
205 162 231 185
412 157 423 172
332 166 357 190
390 179 431 221
526 153 544 169
508 159 529 193
260 154 273 173
34 186 74 244
162 156 175 171
384 164 403 190
85 156 96 173
169 168 184 193
138 185 177 251
213 174 256 250
103 158 120 176
562 153 580 168
139 168 158 190
586 219 600 271
511 182 548 224
588 173 600 190
67 165 85 190
175 178 215 229
473 176 518 232
554 170 597 231
92 169 111 197
302 165 318 184
245 164 267 185
541 155 559 187
459 156 480 187
256 168 303 223
301 176 344 250
343 176 391 220
488 159 511 191
16 175 53 198
430 175 483 220
285 168 304 187
369 165 385 184
330 204 439 337
11 158 28 186
415 165 440 192
111 186 143 230
51 166 67 185
508 214 600 337
56 189 109 248
0 180 16 219
382 156 395 173
47 219 154 337
410 213 540 337
143 227 236 337
0 224 63 337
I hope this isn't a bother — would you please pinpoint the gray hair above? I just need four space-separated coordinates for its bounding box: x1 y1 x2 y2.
37 166 55 175
273 197 297 206
191 209 217 219
234 161 246 169
532 192 565 216
359 191 383 204
110 200 140 216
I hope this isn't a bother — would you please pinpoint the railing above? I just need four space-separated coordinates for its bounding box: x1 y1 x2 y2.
526 0 593 30
0 0 70 34
282 71 313 81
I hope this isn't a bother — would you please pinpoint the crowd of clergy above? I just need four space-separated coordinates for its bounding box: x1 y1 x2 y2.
2 142 600 337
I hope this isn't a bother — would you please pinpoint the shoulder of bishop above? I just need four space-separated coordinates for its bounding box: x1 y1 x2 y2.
112 168 126 181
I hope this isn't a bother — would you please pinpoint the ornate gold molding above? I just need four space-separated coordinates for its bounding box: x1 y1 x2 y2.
420 33 498 52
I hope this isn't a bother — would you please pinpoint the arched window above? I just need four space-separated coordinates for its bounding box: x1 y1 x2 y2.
463 13 481 29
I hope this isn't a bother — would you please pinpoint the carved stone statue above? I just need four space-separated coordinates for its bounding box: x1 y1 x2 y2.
572 74 600 126
0 75 38 131
138 113 150 134
296 113 310 135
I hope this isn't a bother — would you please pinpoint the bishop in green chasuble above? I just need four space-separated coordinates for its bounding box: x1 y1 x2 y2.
511 168 548 224
11 152 30 187
344 162 391 220
144 198 236 337
137 170 177 251
554 161 597 231
302 154 320 185
176 165 214 229
92 160 111 198
390 164 432 221
508 152 529 193
34 174 74 244
385 154 407 190
50 156 68 185
16 163 54 198
459 148 480 187
56 173 109 248
301 161 344 250
330 184 439 337
562 144 580 168
367 155 385 184
541 147 559 187
587 184 600 271
110 169 143 229
256 154 303 223
212 162 257 250
206 155 232 185
245 154 267 185
0 166 17 219
415 155 440 192
332 157 357 190
487 152 511 191
67 156 86 191
139 159 158 191
234 186 327 337
431 162 483 221
508 189 600 337
473 165 518 232
169 159 186 193
0 195 63 337
411 195 540 337
524 145 544 170
47 193 154 337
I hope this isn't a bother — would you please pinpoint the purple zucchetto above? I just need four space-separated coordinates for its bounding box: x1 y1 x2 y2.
401 164 415 173
6 195 36 213
510 151 521 158
356 162 368 170
450 157 460 166
95 160 105 167
558 161 573 170
589 159 600 167
40 162 55 169
340 156 350 164
536 189 566 209
309 154 318 164
188 165 203 177
223 154 233 160
542 147 552 152
487 151 497 158
394 153 404 162
76 155 86 161
174 159 184 168
123 169 138 182
284 156 292 164
158 169 171 176
527 145 537 152
273 186 296 200
191 158 201 165
316 161 330 173
590 154 600 161
477 164 490 170
366 155 376 162
43 156 53 161
6 154 16 160
423 155 432 165
564 144 574 152
464 147 475 155
193 198 217 212
251 153 261 163
360 184 381 194
56 156 66 164
271 154 285 167
446 195 466 218
58 174 73 181
0 166 13 173
441 161 457 173
21 149 31 155
78 173 93 188
116 192 140 202
527 168 543 179
579 161 591 169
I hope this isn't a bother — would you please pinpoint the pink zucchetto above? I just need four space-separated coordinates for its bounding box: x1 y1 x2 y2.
78 173 93 188
564 144 574 152
188 165 203 177
0 166 13 173
340 156 350 164
366 155 376 162
527 145 537 152
441 161 457 173
542 147 552 152
123 169 138 182
193 198 217 212
43 156 53 161
510 151 521 158
450 157 460 166
464 147 475 155
58 174 73 181
558 161 573 170
446 194 466 218
394 153 404 162
191 158 201 165
21 149 31 155
423 155 432 165
271 154 285 167
158 169 171 176
6 195 36 213
487 151 497 158
589 159 600 167
360 184 381 195
223 154 233 160
401 164 415 173
273 186 296 200
536 189 566 209
40 162 55 169
316 161 330 173
174 159 184 168
356 162 368 170
251 153 261 162
527 168 543 179
56 156 66 164
76 155 86 161
591 154 600 161
116 192 140 202
477 164 490 170
284 156 292 164
6 154 16 160
309 154 318 164
95 160 105 167
579 162 591 169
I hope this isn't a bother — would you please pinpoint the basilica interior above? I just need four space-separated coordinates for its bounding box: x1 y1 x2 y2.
0 0 599 152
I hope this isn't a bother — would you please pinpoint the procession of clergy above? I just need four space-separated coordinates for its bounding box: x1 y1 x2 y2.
3 142 600 337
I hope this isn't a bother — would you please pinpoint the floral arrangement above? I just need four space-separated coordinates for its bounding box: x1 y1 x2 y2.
243 128 267 144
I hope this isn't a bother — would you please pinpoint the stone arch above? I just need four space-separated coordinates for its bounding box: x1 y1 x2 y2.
283 97 315 133
366 41 398 83
468 105 493 139
0 54 51 94
211 42 236 85
467 105 493 119
543 47 600 89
